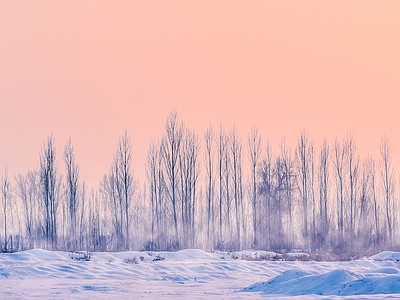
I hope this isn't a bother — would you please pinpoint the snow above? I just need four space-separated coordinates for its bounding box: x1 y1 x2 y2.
1 249 400 299
368 251 400 262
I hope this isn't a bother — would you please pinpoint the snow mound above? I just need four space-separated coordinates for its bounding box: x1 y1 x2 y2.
369 251 400 262
244 268 400 296
1 249 68 262
339 275 400 295
244 269 360 295
264 269 312 284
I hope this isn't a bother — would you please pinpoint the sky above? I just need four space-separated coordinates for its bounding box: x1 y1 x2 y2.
1 1 399 189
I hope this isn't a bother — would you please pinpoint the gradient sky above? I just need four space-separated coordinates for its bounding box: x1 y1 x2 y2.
1 1 399 188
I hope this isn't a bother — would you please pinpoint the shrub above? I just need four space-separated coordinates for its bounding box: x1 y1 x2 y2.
124 256 139 264
69 251 91 261
152 255 165 262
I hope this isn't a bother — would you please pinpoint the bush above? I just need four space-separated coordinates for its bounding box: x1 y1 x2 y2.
124 256 139 264
69 251 91 261
152 255 165 262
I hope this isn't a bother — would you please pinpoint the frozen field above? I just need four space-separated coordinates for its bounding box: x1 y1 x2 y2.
1 249 400 299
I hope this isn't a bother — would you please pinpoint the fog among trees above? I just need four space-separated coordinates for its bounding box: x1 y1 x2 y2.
1 111 400 254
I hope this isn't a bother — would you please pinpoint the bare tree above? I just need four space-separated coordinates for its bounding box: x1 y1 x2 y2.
64 139 79 250
223 131 232 245
78 183 87 250
1 168 11 251
368 158 380 246
102 165 122 250
333 138 346 249
116 131 136 249
204 125 215 248
280 139 296 248
358 158 372 249
258 142 273 249
40 135 60 250
103 131 136 250
15 171 40 249
380 136 396 247
161 111 183 248
88 189 101 251
230 126 243 250
248 127 262 247
147 140 160 249
146 138 171 250
178 128 199 248
345 135 359 240
259 142 293 250
217 125 228 247
296 130 314 245
269 152 287 250
317 140 329 248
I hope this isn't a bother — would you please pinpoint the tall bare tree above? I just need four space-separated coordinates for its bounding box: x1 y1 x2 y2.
178 128 199 248
223 131 232 244
40 135 60 250
78 183 88 250
204 125 215 247
103 131 136 250
333 138 346 249
217 125 228 247
258 142 273 249
368 158 380 246
280 139 296 248
248 127 262 247
358 158 372 248
345 135 359 240
1 168 11 251
88 189 101 251
15 171 39 249
317 140 329 248
116 131 136 249
380 136 396 247
161 111 183 248
64 139 79 249
147 140 161 249
296 130 314 244
230 126 243 250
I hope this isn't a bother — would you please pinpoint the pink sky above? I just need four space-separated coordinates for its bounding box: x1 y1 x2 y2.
1 1 399 188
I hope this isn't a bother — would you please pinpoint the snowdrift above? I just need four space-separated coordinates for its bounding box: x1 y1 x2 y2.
368 251 400 262
244 252 400 297
244 268 400 296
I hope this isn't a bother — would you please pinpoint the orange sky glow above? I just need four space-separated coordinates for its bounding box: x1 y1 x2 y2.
1 1 399 188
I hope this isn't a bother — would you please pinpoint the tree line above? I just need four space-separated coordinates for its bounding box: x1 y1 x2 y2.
1 111 399 254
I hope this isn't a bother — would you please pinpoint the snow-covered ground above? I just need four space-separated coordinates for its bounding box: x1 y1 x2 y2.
1 249 400 299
